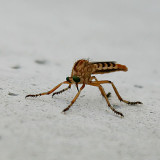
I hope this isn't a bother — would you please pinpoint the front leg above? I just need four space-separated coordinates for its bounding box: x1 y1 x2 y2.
62 84 85 112
90 76 111 98
25 81 70 98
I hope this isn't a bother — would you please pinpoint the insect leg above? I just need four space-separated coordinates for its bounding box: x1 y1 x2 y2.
90 76 111 98
88 82 124 117
90 80 142 105
62 84 85 112
25 81 70 98
52 84 71 98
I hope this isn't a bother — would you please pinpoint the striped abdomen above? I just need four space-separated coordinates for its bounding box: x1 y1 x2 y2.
91 61 128 74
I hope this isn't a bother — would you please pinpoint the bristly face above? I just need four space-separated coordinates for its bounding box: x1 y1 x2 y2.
70 59 93 84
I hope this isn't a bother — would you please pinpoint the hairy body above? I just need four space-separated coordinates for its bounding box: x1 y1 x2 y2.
70 59 128 84
26 59 142 117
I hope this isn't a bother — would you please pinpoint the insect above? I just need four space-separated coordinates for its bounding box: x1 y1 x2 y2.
26 59 142 117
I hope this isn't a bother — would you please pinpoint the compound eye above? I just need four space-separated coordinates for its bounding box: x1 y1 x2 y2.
66 77 70 82
73 76 80 83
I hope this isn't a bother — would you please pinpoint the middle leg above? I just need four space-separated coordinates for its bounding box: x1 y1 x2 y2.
90 76 111 98
88 82 124 117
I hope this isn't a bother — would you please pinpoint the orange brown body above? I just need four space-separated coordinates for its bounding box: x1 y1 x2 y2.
70 59 128 84
26 59 142 117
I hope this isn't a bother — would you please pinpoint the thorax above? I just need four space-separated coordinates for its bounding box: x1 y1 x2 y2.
71 59 94 84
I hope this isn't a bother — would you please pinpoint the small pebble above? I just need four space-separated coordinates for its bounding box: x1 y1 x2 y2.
12 65 21 69
8 92 19 96
35 60 47 65
134 85 143 88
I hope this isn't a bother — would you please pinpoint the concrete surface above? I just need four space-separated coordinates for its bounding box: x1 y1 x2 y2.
0 0 160 160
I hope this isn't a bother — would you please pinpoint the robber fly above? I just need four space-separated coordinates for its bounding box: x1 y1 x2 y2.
26 59 142 117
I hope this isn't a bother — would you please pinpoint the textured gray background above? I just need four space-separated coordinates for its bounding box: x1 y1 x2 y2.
0 0 160 160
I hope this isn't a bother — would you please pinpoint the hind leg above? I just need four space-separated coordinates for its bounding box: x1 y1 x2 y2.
89 80 142 105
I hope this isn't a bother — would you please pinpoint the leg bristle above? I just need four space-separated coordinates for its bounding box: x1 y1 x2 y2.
127 101 143 105
62 106 70 113
52 86 71 98
115 111 124 117
25 94 40 98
